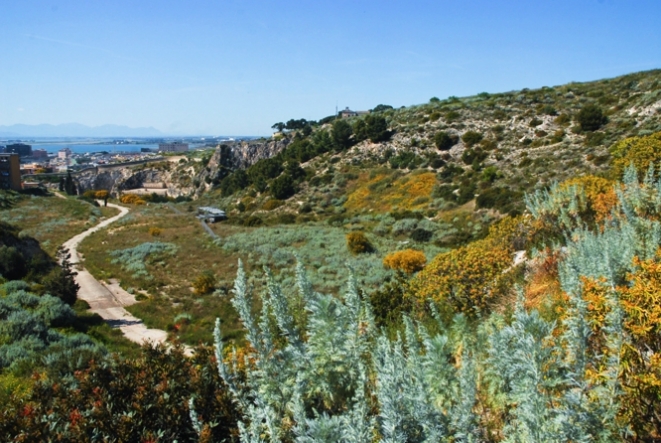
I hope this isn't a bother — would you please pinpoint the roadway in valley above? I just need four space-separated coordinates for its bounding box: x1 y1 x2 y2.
61 201 172 348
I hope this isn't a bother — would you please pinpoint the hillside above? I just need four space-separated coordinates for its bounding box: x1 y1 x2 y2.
70 69 661 230
4 69 661 441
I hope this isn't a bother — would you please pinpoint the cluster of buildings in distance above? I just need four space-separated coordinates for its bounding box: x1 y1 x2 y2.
0 140 192 192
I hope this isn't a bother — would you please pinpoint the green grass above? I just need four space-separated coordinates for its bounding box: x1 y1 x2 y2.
0 193 119 256
76 201 457 346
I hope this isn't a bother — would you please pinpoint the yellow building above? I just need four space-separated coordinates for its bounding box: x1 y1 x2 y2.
0 153 21 191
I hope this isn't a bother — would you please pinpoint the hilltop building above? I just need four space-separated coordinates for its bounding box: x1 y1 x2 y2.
158 142 188 153
340 107 370 118
4 143 32 157
0 153 21 191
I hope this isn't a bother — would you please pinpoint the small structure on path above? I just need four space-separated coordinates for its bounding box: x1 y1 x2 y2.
197 206 226 223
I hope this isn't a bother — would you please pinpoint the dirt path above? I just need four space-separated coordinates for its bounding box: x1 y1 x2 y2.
62 202 170 347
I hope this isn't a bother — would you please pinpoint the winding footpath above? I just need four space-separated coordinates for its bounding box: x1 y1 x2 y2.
62 202 169 346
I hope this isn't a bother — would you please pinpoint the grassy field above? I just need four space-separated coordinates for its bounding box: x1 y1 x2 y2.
78 203 247 345
0 187 497 349
75 198 472 346
0 193 119 256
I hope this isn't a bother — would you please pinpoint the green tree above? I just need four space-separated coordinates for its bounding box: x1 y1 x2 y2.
284 160 305 181
355 114 390 143
271 122 285 132
577 104 608 132
41 248 79 306
270 174 296 200
372 104 394 113
64 172 77 196
312 130 334 154
248 158 283 183
331 119 354 151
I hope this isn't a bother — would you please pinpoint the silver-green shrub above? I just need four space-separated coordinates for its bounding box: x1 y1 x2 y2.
192 256 626 442
189 166 661 441
109 241 178 278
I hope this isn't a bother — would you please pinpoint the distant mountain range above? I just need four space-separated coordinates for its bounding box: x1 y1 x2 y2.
0 123 164 138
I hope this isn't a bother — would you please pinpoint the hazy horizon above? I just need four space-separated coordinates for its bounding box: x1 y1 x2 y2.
0 122 260 138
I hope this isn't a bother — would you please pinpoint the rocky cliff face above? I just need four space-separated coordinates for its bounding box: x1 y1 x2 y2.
198 137 291 187
75 163 197 198
74 137 290 199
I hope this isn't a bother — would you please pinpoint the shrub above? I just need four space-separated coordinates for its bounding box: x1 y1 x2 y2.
529 117 543 127
369 275 411 327
109 242 178 278
148 227 162 237
445 110 460 122
434 131 457 150
476 187 523 213
577 104 608 131
192 270 216 295
262 199 283 211
391 218 420 236
610 131 661 178
410 217 521 316
389 151 420 169
243 215 263 227
383 249 427 275
481 166 501 183
461 148 487 165
346 231 374 254
3 345 238 442
410 228 433 243
0 246 26 281
41 249 79 306
558 175 617 223
206 257 626 442
0 285 101 373
461 131 483 147
277 213 297 224
119 194 146 205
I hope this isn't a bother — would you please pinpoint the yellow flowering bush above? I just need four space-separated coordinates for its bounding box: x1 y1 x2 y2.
409 217 522 316
383 249 427 275
611 131 661 178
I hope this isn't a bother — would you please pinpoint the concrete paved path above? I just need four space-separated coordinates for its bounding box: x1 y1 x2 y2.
62 202 169 347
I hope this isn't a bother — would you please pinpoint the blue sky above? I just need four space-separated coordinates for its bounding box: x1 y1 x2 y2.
1 0 659 135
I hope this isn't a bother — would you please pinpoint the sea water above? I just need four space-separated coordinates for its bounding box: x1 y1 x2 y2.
30 142 159 154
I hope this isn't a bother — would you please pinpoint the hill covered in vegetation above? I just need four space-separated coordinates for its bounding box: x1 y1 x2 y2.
193 69 661 224
2 69 661 441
